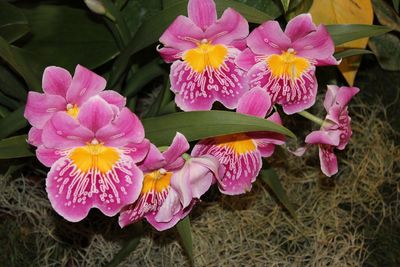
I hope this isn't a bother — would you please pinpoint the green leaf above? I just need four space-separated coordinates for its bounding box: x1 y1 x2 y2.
334 48 374 60
142 110 295 146
0 0 29 43
176 216 193 262
22 5 119 71
372 0 400 31
326 24 391 46
0 135 33 159
109 0 278 86
0 64 27 101
0 36 42 91
394 0 399 13
281 0 291 12
369 33 400 71
259 168 296 218
0 106 27 139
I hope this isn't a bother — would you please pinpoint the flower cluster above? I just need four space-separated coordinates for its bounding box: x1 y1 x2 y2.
24 65 219 230
24 0 360 230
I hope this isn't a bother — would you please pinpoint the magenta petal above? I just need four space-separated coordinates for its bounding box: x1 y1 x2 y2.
24 91 66 129
315 55 340 66
205 8 249 45
42 112 93 149
28 127 43 147
319 145 338 177
96 108 145 147
139 144 166 172
284 13 316 42
323 85 340 111
163 132 190 170
46 154 143 222
171 50 248 111
99 90 126 110
188 0 217 31
159 16 203 51
185 156 217 199
125 139 150 163
42 66 72 97
36 146 62 167
66 65 106 105
237 88 271 118
235 48 259 71
305 130 340 146
157 46 182 63
77 96 114 133
293 25 335 61
230 39 247 51
152 188 182 223
247 21 291 56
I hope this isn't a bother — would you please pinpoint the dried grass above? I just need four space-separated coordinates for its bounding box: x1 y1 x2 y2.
0 101 399 267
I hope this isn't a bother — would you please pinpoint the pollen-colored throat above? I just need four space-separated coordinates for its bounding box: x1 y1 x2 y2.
69 144 120 173
66 104 80 119
267 51 310 80
183 43 228 73
214 133 257 155
141 170 172 194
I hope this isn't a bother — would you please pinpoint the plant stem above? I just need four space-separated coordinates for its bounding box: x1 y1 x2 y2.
297 111 325 126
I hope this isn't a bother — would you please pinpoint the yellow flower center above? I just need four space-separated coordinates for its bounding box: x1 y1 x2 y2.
183 41 228 73
66 103 80 119
267 49 310 80
69 141 120 173
141 169 172 194
214 133 257 155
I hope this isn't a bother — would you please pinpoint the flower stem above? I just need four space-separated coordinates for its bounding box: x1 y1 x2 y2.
298 111 324 126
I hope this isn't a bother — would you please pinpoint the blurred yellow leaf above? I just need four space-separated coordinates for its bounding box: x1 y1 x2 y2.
309 0 373 85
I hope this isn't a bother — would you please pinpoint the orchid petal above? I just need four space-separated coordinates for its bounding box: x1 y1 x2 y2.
66 65 106 105
293 25 335 62
235 48 259 71
138 143 166 172
24 92 66 129
163 132 190 170
237 88 271 118
42 66 72 97
205 8 249 45
36 146 62 167
188 0 217 31
96 107 145 147
305 130 340 146
99 90 126 110
247 21 291 56
159 16 203 51
319 145 338 177
77 96 114 133
42 112 93 149
285 13 316 42
28 127 43 147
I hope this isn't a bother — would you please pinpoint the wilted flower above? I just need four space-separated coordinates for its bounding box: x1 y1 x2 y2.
305 85 359 176
192 88 285 195
158 0 249 111
236 14 339 114
39 96 148 222
119 133 219 231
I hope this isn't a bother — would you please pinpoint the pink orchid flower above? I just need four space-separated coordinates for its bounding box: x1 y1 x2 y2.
191 88 285 195
37 96 149 222
158 0 249 111
236 14 339 115
305 85 359 176
119 133 220 231
24 65 126 146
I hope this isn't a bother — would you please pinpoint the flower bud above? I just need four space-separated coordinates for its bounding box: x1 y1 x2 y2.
84 0 106 15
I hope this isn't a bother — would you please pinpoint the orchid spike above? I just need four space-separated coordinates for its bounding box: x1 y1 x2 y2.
236 13 339 114
158 0 250 111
